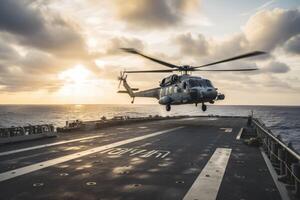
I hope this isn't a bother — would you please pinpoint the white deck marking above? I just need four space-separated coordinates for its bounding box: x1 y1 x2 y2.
177 118 196 121
220 128 232 133
207 118 218 121
0 127 182 182
236 128 243 140
0 135 105 156
183 148 232 200
102 147 171 159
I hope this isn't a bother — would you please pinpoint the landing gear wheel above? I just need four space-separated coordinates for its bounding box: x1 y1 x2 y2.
202 104 207 112
166 104 171 112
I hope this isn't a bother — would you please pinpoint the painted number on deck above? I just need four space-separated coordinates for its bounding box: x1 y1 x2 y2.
100 148 171 159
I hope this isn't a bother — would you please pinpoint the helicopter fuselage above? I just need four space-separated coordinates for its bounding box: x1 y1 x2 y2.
118 73 225 111
158 74 222 105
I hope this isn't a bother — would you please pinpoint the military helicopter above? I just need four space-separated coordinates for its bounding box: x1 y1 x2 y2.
117 48 266 112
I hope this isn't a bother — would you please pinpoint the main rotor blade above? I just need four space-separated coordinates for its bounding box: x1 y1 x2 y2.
193 51 266 69
125 69 176 73
193 68 258 72
121 48 180 69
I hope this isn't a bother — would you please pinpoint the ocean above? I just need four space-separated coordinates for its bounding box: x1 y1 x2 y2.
0 104 299 153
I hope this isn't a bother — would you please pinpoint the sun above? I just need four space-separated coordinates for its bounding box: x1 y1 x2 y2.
57 64 94 101
55 64 115 104
58 64 91 84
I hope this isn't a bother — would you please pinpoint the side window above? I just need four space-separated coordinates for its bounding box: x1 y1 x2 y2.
168 86 172 95
174 85 179 93
166 87 171 95
183 82 187 90
205 80 213 87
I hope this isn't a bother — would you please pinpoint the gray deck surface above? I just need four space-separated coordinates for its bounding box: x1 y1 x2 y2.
0 117 281 200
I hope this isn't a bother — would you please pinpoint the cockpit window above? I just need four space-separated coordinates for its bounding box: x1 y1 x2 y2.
188 79 202 87
205 80 213 87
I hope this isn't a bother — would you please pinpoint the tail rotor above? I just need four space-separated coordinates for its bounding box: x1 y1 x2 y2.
118 71 127 89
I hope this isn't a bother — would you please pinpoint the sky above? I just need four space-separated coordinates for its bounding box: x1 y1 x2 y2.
0 0 299 105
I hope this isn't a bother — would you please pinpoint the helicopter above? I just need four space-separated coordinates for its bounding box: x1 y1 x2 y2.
117 48 266 112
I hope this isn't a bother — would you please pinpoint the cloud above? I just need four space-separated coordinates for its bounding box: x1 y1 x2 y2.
104 37 145 56
284 34 300 55
262 61 290 73
244 8 300 51
0 39 20 61
259 74 296 91
175 9 300 61
0 62 64 92
174 33 209 57
210 72 299 93
112 0 199 29
0 0 98 92
0 0 43 35
0 49 67 92
173 8 300 76
0 0 87 58
0 33 146 92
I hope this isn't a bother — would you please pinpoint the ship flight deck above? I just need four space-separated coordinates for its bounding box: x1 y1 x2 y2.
0 117 295 200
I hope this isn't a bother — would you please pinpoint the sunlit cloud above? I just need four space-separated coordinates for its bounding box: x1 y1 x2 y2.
59 64 91 84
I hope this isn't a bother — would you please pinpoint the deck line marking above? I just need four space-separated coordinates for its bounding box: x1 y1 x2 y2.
260 149 290 200
183 148 232 200
177 118 196 121
0 127 183 182
236 128 243 140
0 135 105 156
220 128 232 133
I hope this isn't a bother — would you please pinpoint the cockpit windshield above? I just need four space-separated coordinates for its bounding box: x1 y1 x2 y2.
188 79 213 88
188 79 202 87
205 80 213 87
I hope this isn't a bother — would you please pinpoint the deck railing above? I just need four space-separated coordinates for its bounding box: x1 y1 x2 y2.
0 124 55 138
253 118 300 198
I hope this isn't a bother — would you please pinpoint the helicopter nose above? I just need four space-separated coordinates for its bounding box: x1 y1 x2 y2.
190 88 217 102
203 88 218 99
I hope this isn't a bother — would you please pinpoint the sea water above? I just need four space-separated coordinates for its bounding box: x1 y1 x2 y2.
0 104 299 153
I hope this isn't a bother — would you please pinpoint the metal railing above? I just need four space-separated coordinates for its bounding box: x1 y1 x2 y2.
253 118 300 198
0 124 55 138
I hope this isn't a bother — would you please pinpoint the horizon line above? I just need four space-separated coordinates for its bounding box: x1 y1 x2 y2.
0 103 299 107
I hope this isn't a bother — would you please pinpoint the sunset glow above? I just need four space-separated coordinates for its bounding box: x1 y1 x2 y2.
0 0 299 105
59 65 91 85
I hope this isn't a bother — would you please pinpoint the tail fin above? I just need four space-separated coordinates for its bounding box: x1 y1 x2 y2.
118 71 136 98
